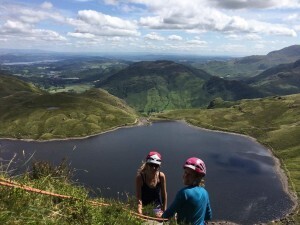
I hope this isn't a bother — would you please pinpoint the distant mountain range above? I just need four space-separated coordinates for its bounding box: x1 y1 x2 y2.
193 45 300 79
246 59 300 95
95 45 300 113
1 45 300 114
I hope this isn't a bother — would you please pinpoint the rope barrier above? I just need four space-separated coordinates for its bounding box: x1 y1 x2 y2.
0 178 168 223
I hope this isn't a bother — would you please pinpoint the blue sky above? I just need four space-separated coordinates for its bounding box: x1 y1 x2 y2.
0 0 300 56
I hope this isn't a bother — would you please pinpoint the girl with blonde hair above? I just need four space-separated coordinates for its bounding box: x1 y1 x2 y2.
135 151 167 215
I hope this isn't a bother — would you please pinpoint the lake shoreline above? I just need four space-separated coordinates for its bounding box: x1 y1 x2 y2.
0 118 142 143
175 119 298 222
0 118 297 223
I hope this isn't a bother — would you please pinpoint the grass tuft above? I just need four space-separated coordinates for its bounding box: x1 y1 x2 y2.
0 160 144 225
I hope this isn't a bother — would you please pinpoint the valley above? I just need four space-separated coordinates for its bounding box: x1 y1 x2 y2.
0 45 299 224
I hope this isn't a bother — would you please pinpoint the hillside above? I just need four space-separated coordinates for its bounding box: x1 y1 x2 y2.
0 72 43 97
0 74 138 140
96 60 262 113
0 56 130 92
193 45 300 79
203 76 264 100
154 94 300 223
0 162 144 225
247 59 300 95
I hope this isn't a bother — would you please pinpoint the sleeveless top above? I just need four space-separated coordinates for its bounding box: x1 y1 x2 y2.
141 172 162 207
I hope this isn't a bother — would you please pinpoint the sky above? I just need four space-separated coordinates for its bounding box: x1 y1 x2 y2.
0 0 300 56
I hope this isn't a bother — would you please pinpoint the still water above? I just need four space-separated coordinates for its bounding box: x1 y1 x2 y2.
0 121 294 224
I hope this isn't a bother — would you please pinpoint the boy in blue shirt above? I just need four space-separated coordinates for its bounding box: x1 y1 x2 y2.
162 157 212 225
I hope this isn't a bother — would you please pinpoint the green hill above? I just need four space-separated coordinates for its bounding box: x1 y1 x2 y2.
194 45 300 79
0 73 42 97
247 59 300 95
96 60 262 113
203 76 264 99
0 74 137 140
154 93 300 223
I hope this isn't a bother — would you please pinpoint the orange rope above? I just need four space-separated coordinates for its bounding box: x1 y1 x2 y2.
0 178 168 223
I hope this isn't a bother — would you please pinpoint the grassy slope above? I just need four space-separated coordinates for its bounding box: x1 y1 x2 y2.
0 74 42 97
154 94 300 223
0 163 143 225
0 75 138 140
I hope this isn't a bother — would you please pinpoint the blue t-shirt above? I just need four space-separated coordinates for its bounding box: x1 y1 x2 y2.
162 186 212 225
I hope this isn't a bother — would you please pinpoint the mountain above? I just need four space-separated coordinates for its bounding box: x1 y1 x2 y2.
203 76 264 100
193 45 300 79
247 59 300 95
0 73 137 139
96 60 263 113
0 72 43 97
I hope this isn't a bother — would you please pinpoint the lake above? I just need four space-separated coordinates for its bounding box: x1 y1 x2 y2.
0 121 295 224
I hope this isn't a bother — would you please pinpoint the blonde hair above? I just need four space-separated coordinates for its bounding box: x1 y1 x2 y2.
137 162 160 187
193 174 205 187
137 161 147 175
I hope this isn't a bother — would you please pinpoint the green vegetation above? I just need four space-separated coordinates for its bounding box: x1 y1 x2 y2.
0 57 129 92
47 83 94 94
97 60 262 114
0 160 144 225
193 45 300 79
97 60 210 113
0 74 42 97
247 59 300 95
192 57 266 79
153 93 300 223
0 75 138 140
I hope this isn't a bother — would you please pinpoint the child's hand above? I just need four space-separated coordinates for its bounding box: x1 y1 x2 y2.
156 211 163 217
154 209 163 217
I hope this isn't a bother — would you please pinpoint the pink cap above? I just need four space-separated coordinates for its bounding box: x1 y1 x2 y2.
146 151 162 165
184 157 206 175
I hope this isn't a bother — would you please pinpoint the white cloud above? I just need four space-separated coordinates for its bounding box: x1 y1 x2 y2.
294 25 300 31
139 16 162 28
0 0 298 54
67 32 95 39
107 36 122 41
285 13 300 21
186 40 207 45
168 35 183 41
225 33 262 41
40 2 53 10
38 30 67 41
136 1 297 37
0 20 66 42
1 20 33 34
72 10 140 37
0 3 65 25
202 0 300 9
104 0 119 5
78 10 136 30
0 2 68 46
144 32 165 41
